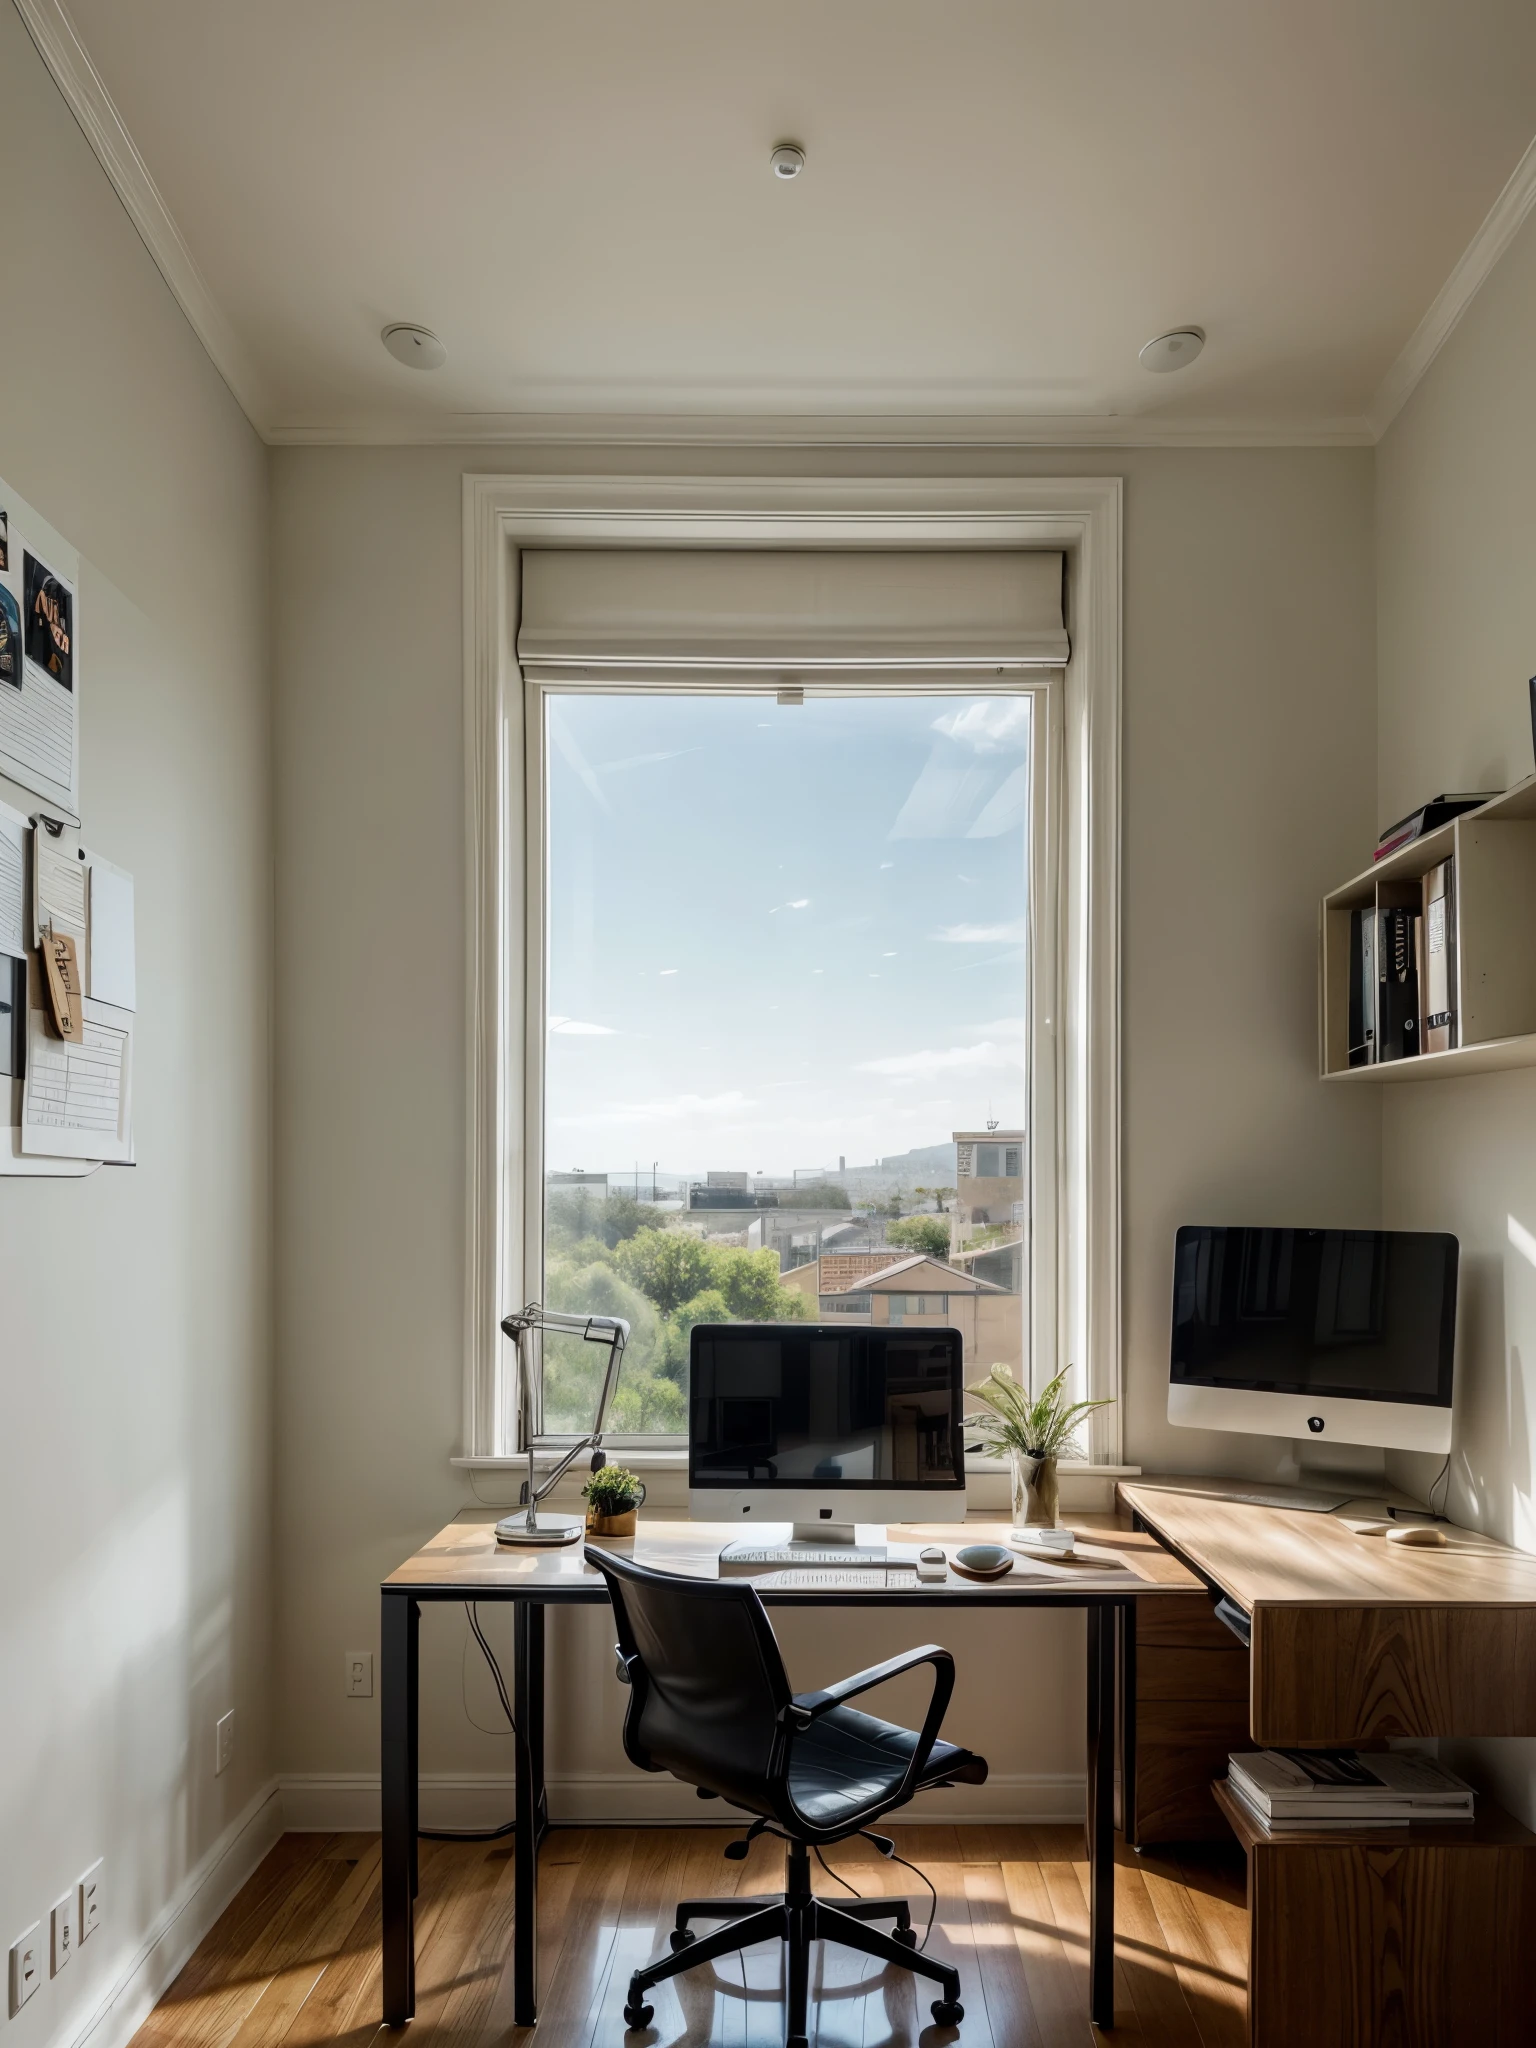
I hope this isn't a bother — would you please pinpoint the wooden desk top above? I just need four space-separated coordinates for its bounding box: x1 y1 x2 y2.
1119 1478 1536 1611
384 1509 1206 1600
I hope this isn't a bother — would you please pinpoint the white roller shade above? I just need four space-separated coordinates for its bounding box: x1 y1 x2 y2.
517 549 1067 677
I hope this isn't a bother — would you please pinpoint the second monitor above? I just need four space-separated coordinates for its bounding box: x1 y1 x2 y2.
688 1322 967 1543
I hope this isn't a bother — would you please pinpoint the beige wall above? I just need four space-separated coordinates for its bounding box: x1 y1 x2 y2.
0 5 271 2044
271 441 1379 1817
1376 206 1536 1825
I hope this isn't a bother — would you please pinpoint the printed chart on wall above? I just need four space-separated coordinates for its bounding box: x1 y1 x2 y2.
0 472 80 821
1 815 136 1173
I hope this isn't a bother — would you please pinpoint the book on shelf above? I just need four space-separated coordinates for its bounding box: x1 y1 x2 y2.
1227 1749 1475 1831
1374 793 1497 862
1347 906 1377 1066
1422 857 1457 1054
1377 904 1421 1060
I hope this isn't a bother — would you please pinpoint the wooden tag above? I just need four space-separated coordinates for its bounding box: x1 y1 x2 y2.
42 926 83 1041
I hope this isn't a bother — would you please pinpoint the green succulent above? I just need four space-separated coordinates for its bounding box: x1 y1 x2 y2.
582 1464 644 1513
965 1365 1113 1462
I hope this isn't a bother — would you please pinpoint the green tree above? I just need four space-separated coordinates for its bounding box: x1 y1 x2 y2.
782 1183 851 1210
887 1215 952 1258
614 1229 718 1314
710 1247 813 1320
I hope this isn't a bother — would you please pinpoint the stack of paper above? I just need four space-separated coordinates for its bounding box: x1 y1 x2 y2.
1226 1749 1475 1832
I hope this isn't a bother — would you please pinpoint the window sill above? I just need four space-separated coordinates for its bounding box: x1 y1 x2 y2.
452 1451 1141 1477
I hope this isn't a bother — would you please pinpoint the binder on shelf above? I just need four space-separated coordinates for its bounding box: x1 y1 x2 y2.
1347 907 1376 1066
1422 858 1457 1054
1378 905 1421 1060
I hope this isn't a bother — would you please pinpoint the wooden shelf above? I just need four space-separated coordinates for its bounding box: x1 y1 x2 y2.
1320 773 1536 1082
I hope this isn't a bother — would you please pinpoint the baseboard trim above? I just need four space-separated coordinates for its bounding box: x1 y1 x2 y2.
64 1782 284 2048
277 1771 1086 1831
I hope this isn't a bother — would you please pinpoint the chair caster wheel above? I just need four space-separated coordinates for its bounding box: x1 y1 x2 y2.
931 1998 964 2026
893 1924 917 1947
669 1927 696 1953
623 2001 653 2029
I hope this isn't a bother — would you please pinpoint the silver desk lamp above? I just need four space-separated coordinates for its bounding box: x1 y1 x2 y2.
495 1303 630 1547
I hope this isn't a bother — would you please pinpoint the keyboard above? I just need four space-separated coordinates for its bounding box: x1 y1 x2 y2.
718 1545 888 1568
754 1568 914 1591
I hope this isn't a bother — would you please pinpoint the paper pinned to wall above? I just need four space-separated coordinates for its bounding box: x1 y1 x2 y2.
87 856 135 1010
0 472 81 819
33 828 86 949
0 799 25 959
20 985 133 1163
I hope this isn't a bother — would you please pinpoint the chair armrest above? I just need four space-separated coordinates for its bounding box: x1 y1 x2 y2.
785 1644 952 1728
785 1646 957 1811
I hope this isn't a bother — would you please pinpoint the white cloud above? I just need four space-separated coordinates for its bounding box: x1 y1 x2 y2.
549 1016 616 1036
933 700 1031 753
659 968 678 976
555 1089 757 1128
854 1040 1026 1078
932 920 1029 944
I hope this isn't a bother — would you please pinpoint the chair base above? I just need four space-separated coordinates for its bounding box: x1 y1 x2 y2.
622 1840 963 2047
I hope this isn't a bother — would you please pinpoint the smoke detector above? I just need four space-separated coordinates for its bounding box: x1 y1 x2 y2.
381 323 447 370
769 142 806 180
1138 328 1205 373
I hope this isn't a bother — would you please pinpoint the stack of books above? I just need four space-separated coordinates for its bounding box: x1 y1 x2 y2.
1374 794 1495 861
1347 856 1459 1064
1226 1749 1475 1832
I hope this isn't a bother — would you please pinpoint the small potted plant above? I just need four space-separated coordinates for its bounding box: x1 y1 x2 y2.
965 1366 1114 1533
582 1464 647 1538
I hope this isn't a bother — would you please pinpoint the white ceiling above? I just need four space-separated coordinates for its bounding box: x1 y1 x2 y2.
36 0 1536 442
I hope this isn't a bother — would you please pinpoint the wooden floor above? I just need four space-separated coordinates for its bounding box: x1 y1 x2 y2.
132 1826 1250 2048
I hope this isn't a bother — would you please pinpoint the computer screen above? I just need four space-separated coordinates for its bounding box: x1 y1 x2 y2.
688 1324 966 1492
1169 1226 1457 1406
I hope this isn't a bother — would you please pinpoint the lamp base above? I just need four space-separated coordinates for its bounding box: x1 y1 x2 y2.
494 1512 587 1548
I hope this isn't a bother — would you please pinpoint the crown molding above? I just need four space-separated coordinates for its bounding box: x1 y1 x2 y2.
268 409 1374 450
19 0 1533 455
13 0 272 433
1369 129 1536 439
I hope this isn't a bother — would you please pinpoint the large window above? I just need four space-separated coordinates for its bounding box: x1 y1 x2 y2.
533 687 1039 1438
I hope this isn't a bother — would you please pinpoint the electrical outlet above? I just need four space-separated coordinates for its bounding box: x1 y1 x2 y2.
50 1892 75 1976
345 1651 374 1698
79 1862 102 1942
216 1709 235 1776
9 1924 41 2014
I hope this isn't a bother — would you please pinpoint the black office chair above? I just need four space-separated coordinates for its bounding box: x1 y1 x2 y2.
585 1545 988 2047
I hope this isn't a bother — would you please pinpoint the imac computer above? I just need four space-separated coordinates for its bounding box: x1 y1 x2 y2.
689 1322 967 1558
1167 1227 1457 1493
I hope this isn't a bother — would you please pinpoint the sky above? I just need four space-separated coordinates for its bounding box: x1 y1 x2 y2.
545 690 1030 1181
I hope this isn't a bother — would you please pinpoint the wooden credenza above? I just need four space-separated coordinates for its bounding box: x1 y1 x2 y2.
1118 1479 1536 2046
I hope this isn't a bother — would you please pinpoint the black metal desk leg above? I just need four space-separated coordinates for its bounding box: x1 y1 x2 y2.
1119 1602 1138 1850
1087 1603 1117 2028
513 1601 546 2026
381 1589 419 2027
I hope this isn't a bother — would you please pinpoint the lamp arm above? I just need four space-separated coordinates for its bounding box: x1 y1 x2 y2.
498 1304 630 1525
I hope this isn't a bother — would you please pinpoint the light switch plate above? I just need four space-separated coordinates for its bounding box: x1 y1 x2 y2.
345 1651 373 1698
50 1892 76 1975
216 1710 235 1776
9 1924 41 2013
79 1861 102 1941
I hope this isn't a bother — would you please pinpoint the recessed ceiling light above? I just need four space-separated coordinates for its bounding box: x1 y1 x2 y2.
770 142 806 180
381 323 446 370
1139 328 1205 373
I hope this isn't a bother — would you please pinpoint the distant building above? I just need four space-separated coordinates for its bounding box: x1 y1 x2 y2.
952 1129 1024 1258
547 1170 609 1191
780 1248 905 1301
816 1252 1014 1363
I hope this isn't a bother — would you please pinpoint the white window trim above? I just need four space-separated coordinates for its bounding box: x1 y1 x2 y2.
458 474 1123 1465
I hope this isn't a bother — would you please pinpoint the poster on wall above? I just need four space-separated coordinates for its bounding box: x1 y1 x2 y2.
0 586 19 689
0 475 80 822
